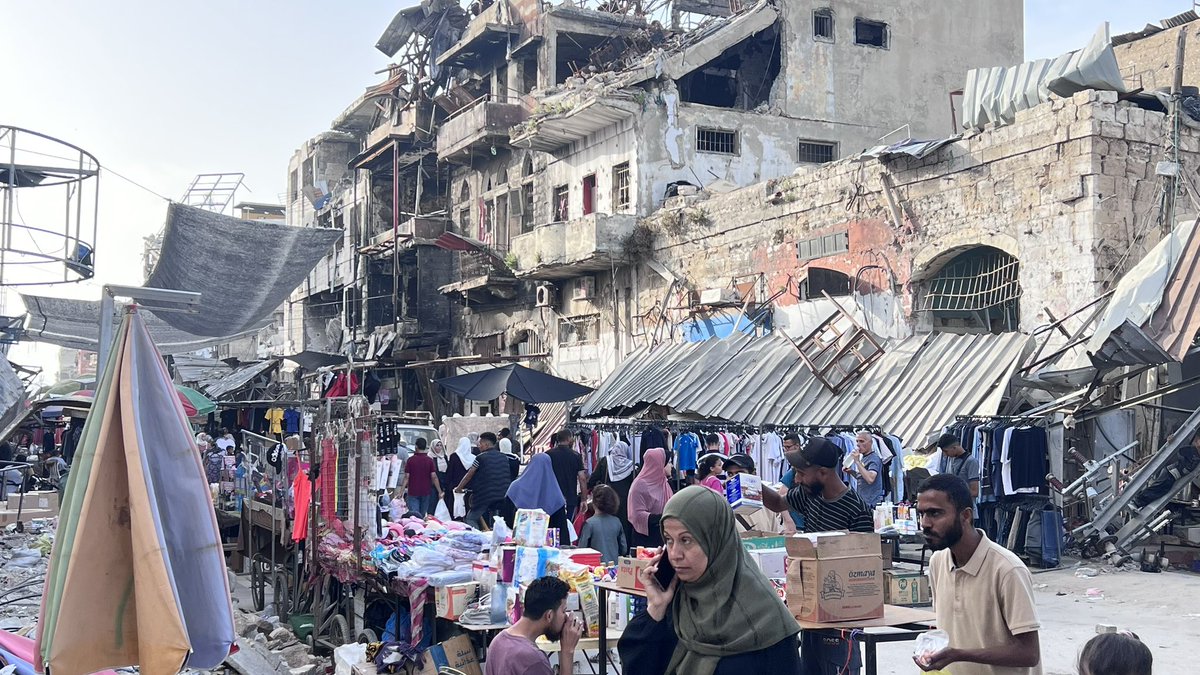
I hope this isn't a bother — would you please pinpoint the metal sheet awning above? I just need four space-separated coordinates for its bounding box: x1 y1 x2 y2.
580 329 1030 450
198 360 279 400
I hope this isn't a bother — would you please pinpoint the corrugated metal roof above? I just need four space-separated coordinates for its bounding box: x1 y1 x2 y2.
172 355 232 384
198 360 278 400
581 331 1030 450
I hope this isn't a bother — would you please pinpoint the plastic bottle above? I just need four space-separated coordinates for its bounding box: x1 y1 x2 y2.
490 584 508 624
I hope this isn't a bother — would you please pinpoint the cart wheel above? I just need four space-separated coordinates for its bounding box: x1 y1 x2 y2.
329 615 351 646
273 571 292 618
357 629 379 644
250 560 266 612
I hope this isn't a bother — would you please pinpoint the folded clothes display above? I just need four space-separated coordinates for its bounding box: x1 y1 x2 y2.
317 514 486 585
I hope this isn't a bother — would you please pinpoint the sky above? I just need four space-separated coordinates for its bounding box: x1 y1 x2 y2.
0 0 1194 381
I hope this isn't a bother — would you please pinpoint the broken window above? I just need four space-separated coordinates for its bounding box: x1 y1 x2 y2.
553 185 569 222
302 157 314 188
558 314 601 346
798 267 852 300
854 18 889 48
678 23 781 110
522 154 534 178
798 140 838 164
920 246 1021 333
612 162 631 211
813 9 834 41
582 174 596 215
696 128 738 155
522 183 535 232
523 58 538 94
495 65 508 103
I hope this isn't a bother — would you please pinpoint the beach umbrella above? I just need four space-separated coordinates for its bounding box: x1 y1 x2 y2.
436 363 593 403
36 309 234 675
44 377 96 396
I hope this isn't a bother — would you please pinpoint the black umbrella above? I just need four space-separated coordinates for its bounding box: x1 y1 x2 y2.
284 350 347 371
436 364 593 403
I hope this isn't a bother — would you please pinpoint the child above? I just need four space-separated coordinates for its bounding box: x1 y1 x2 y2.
577 484 626 564
389 490 406 523
697 453 725 493
1079 632 1152 675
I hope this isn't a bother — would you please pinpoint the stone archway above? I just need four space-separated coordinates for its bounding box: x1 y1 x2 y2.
911 232 1019 282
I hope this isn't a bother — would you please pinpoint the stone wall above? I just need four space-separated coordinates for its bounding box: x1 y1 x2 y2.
1113 19 1200 93
641 91 1200 334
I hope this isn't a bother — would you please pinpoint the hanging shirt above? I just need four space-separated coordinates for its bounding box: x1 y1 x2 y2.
265 408 284 434
283 409 301 434
674 433 699 472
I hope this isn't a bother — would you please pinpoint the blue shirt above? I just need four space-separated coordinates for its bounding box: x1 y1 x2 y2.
781 469 805 529
674 434 698 472
854 452 886 507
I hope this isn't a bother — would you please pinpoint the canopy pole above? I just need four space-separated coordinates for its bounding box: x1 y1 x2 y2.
95 285 201 375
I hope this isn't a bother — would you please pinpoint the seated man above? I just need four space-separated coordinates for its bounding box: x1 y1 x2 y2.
485 576 582 675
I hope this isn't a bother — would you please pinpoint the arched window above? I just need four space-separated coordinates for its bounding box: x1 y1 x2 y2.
920 246 1020 333
458 181 470 204
522 154 534 178
798 267 852 300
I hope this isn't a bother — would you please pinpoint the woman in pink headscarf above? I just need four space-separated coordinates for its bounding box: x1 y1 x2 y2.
627 447 674 548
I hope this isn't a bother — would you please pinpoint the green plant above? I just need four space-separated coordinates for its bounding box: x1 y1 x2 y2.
621 222 657 261
504 252 519 270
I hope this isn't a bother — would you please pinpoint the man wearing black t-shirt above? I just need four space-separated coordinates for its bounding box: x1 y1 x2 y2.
546 430 588 519
762 436 873 675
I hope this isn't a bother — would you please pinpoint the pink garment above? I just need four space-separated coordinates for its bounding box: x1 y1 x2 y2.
627 447 673 536
700 475 724 494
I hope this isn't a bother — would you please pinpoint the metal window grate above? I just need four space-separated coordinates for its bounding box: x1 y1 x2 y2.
813 9 834 40
924 250 1021 312
854 18 889 48
553 185 569 221
798 140 837 164
558 314 601 346
696 128 738 155
613 162 631 210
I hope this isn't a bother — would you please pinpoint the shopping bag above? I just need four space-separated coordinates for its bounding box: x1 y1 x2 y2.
434 498 451 522
453 491 467 519
566 518 579 545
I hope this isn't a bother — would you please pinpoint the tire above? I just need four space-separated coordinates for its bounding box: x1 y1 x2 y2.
329 615 351 646
250 559 266 612
273 571 291 619
357 629 379 644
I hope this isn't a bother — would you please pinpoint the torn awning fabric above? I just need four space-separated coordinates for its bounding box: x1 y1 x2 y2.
142 203 342 337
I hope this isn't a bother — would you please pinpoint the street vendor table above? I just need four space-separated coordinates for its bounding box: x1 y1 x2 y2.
596 581 934 675
797 604 937 675
458 619 623 674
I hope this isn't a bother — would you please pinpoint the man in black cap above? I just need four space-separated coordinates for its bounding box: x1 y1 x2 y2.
722 453 755 477
762 437 874 533
763 436 874 674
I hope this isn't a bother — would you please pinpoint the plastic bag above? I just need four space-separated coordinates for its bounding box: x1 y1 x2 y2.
566 518 578 545
453 491 467 518
914 630 950 672
434 498 451 522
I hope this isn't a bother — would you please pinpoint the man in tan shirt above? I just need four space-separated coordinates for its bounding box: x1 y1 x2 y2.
915 474 1042 674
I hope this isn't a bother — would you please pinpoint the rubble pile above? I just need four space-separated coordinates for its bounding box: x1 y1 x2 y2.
0 521 54 629
228 610 324 675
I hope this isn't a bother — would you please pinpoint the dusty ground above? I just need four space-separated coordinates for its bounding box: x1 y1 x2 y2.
871 561 1200 674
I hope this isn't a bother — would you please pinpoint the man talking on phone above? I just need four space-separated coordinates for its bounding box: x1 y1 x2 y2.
485 576 583 675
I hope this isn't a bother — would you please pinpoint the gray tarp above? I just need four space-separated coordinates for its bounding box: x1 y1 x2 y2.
962 23 1127 130
22 294 267 355
0 358 27 437
142 203 342 337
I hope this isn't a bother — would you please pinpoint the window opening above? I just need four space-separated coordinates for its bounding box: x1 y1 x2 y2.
798 140 838 164
798 267 852 300
553 185 569 222
495 65 508 103
522 154 534 177
696 128 738 155
582 174 596 215
854 18 889 48
522 183 535 232
921 247 1021 333
612 162 631 211
558 314 601 346
523 59 538 94
813 9 834 40
459 181 470 203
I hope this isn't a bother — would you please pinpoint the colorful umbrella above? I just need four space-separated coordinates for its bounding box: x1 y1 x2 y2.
36 309 234 675
70 384 216 418
43 377 96 396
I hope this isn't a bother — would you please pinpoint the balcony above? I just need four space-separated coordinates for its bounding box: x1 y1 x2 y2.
510 95 640 153
436 98 528 165
359 217 450 258
510 213 638 280
434 1 521 69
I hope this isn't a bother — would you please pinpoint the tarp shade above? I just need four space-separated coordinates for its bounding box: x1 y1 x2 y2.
437 364 593 403
38 310 234 675
0 358 27 439
142 203 342 337
21 294 267 355
284 350 349 371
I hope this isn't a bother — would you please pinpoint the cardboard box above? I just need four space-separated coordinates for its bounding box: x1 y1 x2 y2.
413 635 482 675
785 532 884 623
747 547 788 579
883 569 931 607
434 582 479 620
0 508 54 525
881 539 894 569
725 473 763 514
1180 526 1200 545
617 556 650 591
6 491 57 512
741 530 787 551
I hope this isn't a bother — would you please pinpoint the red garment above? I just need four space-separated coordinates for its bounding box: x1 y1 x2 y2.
292 470 312 542
319 438 338 523
325 373 360 398
405 453 437 497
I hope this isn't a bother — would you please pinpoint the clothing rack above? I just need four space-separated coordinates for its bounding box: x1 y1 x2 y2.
568 419 884 435
954 414 1049 427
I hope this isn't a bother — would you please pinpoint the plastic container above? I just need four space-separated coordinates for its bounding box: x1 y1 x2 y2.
490 584 508 624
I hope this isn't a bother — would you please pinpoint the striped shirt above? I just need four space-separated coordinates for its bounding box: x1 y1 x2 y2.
786 485 874 533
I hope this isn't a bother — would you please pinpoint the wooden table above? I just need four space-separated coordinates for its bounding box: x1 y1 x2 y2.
595 581 646 675
796 605 937 675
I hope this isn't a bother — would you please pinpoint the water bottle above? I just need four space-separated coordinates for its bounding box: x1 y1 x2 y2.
490 584 508 624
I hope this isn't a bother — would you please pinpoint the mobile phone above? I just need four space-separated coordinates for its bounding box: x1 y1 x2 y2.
654 554 676 589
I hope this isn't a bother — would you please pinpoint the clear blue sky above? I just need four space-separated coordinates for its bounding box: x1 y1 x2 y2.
0 0 1194 373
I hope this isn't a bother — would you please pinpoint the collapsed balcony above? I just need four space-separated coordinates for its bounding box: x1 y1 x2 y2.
509 212 638 280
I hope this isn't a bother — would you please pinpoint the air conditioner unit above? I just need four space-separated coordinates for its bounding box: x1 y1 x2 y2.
699 287 740 305
535 283 556 308
573 276 596 301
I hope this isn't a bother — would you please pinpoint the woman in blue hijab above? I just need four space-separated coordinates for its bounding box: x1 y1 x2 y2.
506 453 569 542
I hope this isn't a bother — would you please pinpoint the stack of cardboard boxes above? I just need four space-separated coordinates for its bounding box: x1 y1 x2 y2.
0 490 59 525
